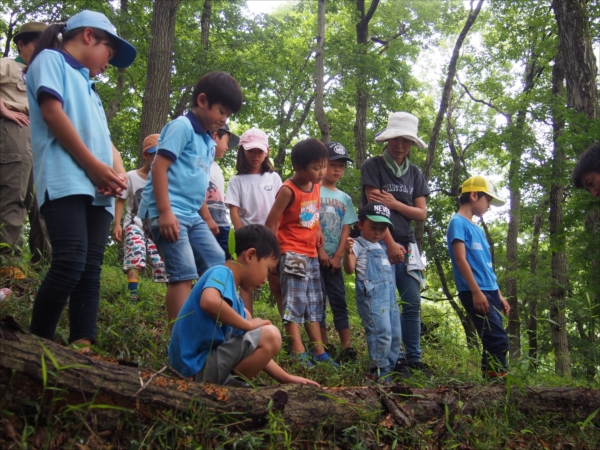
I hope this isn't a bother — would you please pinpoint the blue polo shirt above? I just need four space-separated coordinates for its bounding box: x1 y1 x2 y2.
26 49 113 213
446 213 498 292
169 265 245 377
138 111 216 219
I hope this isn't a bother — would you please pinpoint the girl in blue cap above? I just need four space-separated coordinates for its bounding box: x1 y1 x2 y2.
26 10 137 350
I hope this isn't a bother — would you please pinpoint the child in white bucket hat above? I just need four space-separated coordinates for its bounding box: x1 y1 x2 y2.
361 111 431 377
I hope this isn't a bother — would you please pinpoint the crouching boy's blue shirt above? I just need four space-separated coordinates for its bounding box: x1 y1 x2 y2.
169 265 245 378
138 111 216 219
446 213 498 292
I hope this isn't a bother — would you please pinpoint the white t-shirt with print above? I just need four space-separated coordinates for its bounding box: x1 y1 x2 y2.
225 172 282 226
119 169 148 228
206 162 229 227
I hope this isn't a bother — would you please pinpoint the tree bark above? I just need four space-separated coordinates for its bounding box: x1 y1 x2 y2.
2 317 599 436
526 211 543 367
104 0 129 124
414 0 484 250
353 0 379 169
551 0 599 122
549 53 571 378
314 0 331 143
138 0 179 164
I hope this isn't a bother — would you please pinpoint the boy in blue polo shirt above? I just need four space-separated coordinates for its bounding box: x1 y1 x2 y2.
138 71 243 328
446 176 511 378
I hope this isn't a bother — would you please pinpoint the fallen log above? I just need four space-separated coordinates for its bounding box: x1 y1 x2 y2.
1 316 599 436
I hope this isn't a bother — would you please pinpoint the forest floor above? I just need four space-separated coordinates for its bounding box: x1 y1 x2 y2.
1 259 599 449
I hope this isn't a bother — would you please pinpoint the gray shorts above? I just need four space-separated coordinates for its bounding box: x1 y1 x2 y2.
195 327 262 385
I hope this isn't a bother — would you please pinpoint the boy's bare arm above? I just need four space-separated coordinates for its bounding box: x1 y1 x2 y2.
330 224 351 272
343 237 357 274
113 197 126 242
199 200 219 235
228 205 244 231
200 288 271 330
263 359 320 386
152 155 179 242
265 186 293 234
452 240 489 314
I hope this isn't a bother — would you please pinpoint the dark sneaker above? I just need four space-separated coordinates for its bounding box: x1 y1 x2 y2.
337 346 357 363
310 351 339 367
407 361 432 377
393 359 412 378
290 352 314 368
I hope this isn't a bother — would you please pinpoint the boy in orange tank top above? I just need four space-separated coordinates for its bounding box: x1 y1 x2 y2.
266 139 337 367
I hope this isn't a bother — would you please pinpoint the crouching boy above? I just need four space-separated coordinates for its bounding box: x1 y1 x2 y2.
169 224 320 387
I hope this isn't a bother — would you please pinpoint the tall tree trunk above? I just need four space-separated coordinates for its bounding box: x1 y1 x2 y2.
526 211 543 368
353 0 379 168
314 0 331 143
138 0 179 164
414 0 484 250
551 0 599 122
549 53 571 377
105 0 129 123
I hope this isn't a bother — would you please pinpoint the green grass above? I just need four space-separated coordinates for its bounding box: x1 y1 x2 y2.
1 262 599 448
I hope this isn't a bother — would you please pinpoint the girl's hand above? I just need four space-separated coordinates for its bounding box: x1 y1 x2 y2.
345 237 355 252
113 224 123 242
159 210 180 242
386 242 406 264
89 161 127 196
285 375 320 387
368 189 397 209
3 109 30 127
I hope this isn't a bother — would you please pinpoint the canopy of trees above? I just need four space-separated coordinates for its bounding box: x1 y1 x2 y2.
1 0 599 380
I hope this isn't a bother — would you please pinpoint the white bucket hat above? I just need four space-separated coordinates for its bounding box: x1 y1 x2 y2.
374 112 427 149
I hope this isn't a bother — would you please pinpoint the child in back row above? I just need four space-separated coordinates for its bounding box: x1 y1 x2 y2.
26 10 135 347
344 203 401 382
199 124 240 257
138 71 243 327
169 224 319 388
446 176 510 378
318 142 358 361
225 128 282 314
113 134 168 301
266 138 337 367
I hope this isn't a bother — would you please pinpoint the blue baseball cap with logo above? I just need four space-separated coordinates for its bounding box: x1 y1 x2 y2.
65 10 137 68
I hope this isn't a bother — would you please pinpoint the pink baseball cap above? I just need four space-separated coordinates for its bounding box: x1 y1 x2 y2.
239 128 269 153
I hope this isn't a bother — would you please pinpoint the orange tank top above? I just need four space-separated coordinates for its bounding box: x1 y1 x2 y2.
276 179 320 257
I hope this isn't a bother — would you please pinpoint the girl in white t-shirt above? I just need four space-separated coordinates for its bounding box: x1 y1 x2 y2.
225 128 282 312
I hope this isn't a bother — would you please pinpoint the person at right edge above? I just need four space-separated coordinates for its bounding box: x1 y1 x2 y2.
446 176 510 379
0 22 51 282
360 112 430 377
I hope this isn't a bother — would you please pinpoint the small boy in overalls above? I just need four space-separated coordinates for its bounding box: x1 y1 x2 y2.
344 202 401 383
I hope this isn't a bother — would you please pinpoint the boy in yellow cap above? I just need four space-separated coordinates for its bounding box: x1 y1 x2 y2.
113 135 168 301
0 22 50 280
446 175 510 378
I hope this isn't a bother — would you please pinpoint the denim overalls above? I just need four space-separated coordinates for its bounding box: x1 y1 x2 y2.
355 237 402 372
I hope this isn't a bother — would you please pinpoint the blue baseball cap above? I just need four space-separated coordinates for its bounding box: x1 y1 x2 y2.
65 10 137 68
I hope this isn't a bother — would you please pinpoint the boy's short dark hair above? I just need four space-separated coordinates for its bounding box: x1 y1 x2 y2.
191 71 243 114
459 191 485 205
573 142 600 189
235 224 280 260
291 138 329 169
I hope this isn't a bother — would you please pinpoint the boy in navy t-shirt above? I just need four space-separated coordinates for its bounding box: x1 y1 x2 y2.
446 176 510 378
169 225 319 387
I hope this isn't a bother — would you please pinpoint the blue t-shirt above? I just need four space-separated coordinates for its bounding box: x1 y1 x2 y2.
446 213 498 292
26 49 113 213
169 265 245 377
320 186 358 257
138 111 216 219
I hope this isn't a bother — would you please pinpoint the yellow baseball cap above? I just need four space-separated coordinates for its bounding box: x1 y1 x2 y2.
461 176 505 207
